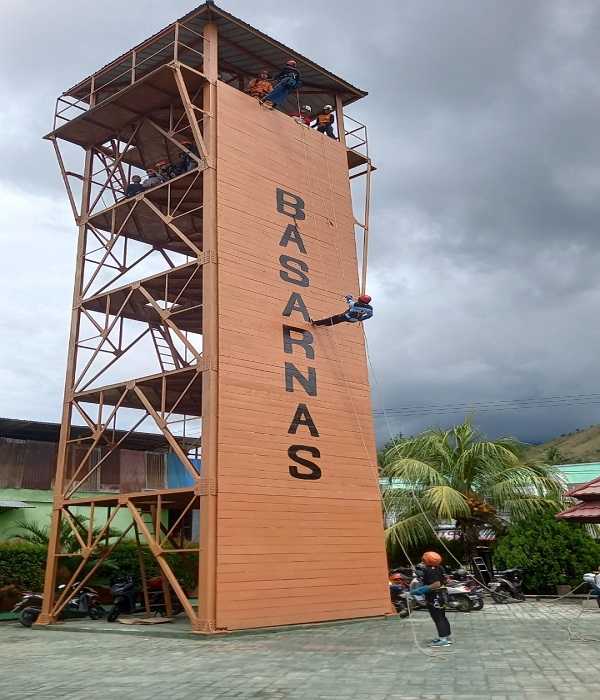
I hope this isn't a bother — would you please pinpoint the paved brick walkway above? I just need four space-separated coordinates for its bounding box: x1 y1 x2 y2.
1 599 599 699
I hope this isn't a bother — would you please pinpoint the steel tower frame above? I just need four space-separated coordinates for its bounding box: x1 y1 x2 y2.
39 2 382 634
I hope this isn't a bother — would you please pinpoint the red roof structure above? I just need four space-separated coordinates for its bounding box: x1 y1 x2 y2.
556 476 600 522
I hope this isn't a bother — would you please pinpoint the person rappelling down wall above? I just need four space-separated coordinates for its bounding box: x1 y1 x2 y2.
259 60 303 110
310 295 373 327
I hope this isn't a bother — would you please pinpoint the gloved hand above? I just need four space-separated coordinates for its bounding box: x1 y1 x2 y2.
345 295 353 302
411 585 430 596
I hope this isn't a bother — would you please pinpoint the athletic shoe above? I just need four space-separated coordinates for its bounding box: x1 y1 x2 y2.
309 317 317 326
431 637 453 645
429 639 451 647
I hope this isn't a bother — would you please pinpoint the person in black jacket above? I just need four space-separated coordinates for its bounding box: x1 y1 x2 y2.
260 60 302 109
310 294 373 327
411 551 453 647
125 175 144 198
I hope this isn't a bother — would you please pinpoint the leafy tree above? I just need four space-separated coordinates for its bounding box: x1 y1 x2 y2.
494 510 600 593
544 446 568 465
10 515 120 553
380 414 566 562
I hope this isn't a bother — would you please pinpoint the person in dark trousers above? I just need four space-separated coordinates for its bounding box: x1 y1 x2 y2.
260 60 302 109
411 551 453 647
313 104 336 138
310 294 373 327
125 175 144 198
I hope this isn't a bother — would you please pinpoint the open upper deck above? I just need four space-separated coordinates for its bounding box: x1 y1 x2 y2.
49 1 367 134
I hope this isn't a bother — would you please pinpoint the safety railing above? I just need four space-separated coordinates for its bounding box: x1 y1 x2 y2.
343 114 369 160
53 24 208 130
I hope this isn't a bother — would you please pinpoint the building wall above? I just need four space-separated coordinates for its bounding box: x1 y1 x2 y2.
0 438 192 539
214 83 390 630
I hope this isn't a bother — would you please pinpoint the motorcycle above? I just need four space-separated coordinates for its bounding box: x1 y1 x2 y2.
13 583 105 627
395 569 474 613
389 580 411 618
445 570 485 611
489 567 524 603
106 576 185 622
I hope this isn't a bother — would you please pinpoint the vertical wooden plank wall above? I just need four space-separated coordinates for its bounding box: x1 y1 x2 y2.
215 83 390 630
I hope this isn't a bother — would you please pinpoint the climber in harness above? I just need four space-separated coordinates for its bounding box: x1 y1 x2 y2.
260 60 302 109
313 105 336 139
310 295 373 327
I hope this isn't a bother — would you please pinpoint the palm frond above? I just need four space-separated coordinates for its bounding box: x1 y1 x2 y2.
385 511 439 549
421 486 471 520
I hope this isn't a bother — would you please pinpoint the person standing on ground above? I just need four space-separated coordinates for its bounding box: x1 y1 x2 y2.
411 551 453 647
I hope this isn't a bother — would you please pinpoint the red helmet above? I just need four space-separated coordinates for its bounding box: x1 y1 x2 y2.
422 551 442 567
358 294 372 303
155 160 169 168
259 69 269 75
389 573 403 583
286 60 297 67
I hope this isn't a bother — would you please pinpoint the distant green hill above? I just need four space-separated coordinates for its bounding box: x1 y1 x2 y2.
526 424 600 464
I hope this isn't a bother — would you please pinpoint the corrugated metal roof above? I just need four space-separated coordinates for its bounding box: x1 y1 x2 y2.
63 1 366 109
0 500 34 509
556 463 600 485
0 417 173 452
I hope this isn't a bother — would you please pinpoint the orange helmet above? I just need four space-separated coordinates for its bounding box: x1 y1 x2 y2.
389 573 403 583
422 551 442 566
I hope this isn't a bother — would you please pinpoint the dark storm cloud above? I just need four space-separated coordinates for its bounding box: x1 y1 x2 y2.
2 0 600 444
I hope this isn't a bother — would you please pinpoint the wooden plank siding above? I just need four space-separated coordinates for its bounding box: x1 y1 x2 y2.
214 83 390 630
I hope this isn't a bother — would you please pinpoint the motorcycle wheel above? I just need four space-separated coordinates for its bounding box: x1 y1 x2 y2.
453 595 472 612
19 607 40 628
470 598 484 611
107 604 121 622
491 588 513 604
89 603 106 620
393 599 410 618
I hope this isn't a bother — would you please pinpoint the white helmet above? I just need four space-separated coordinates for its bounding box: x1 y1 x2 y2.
323 104 333 111
301 105 312 113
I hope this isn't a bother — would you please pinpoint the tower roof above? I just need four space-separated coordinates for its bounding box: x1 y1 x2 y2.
63 1 367 107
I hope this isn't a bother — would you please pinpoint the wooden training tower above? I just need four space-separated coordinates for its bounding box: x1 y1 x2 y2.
40 1 390 632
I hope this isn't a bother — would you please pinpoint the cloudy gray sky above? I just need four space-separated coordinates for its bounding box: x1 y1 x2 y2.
2 0 600 447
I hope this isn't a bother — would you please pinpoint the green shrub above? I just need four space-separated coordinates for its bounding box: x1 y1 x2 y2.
0 541 197 593
0 544 47 592
94 542 197 588
493 511 600 594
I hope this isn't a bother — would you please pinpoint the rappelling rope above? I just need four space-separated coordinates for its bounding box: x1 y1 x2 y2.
292 93 452 662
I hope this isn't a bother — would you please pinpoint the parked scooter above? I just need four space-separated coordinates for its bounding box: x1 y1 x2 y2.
389 573 411 617
13 583 105 627
445 569 485 611
401 567 473 612
489 567 524 603
107 576 185 622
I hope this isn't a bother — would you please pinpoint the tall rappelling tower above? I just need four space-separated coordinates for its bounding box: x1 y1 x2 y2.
40 1 390 633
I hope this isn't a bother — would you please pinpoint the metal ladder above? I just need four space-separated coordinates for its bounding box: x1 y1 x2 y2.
472 556 491 584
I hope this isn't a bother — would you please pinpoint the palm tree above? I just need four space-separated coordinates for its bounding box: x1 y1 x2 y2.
10 515 120 553
380 415 566 562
